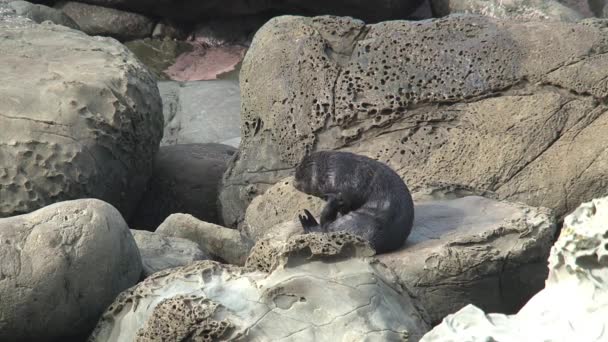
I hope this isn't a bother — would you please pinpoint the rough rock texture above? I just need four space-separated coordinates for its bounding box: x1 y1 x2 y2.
156 213 253 265
158 80 241 147
8 0 79 28
243 176 324 241
378 196 556 323
431 0 589 21
244 180 556 323
421 196 608 341
131 229 209 277
0 199 142 341
89 233 430 342
71 0 432 24
130 143 236 230
56 1 154 41
0 15 163 220
220 14 608 228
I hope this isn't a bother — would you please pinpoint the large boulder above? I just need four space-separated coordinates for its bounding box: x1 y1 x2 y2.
0 199 142 341
421 196 608 341
70 0 432 24
158 80 242 146
131 229 209 277
56 1 154 41
219 14 608 227
89 233 430 341
129 143 236 230
0 15 163 219
244 178 557 323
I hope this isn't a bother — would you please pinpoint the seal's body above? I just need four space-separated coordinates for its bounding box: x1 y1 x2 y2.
294 151 414 253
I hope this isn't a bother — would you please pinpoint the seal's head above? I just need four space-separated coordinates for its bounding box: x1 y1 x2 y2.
294 151 329 196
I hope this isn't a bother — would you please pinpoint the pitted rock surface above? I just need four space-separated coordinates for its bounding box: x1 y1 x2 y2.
243 179 557 323
245 231 375 273
0 17 163 219
0 199 142 341
90 251 429 341
421 196 608 341
220 14 608 227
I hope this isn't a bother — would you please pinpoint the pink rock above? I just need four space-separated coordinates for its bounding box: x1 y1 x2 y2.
165 42 246 81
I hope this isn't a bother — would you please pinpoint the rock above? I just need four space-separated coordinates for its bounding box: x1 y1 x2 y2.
131 229 209 277
378 195 556 323
156 213 253 265
164 43 247 81
0 15 163 220
0 199 142 341
150 19 186 40
158 80 241 146
129 143 236 230
8 0 79 28
89 233 430 341
56 1 154 41
420 196 608 341
244 180 556 323
431 0 588 21
123 38 193 80
243 176 324 241
71 0 432 25
219 14 608 227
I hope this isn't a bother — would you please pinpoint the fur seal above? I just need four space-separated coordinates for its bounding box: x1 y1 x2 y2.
293 150 414 253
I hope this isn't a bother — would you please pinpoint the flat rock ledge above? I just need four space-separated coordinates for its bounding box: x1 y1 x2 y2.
244 178 557 323
421 195 608 341
89 233 430 341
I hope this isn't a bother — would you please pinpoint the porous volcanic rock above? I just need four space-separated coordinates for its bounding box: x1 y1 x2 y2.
89 233 430 341
220 14 608 227
244 179 556 323
421 196 608 341
0 16 163 219
0 199 142 341
129 143 236 230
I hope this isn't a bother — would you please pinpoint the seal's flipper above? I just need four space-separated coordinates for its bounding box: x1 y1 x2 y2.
299 209 319 232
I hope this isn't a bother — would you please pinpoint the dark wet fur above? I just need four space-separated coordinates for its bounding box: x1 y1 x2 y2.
294 151 414 253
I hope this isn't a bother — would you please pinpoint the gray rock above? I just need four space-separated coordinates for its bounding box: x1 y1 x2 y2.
243 178 556 323
421 196 608 341
0 199 142 341
131 229 209 277
378 195 556 323
56 1 154 41
129 143 236 230
8 0 80 28
158 80 241 146
156 213 253 265
123 37 193 80
89 233 430 342
431 0 589 21
219 14 608 227
69 0 432 24
0 17 163 220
